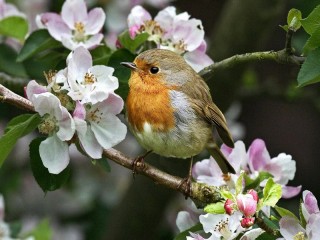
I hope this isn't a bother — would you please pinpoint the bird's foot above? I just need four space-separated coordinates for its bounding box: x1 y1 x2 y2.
178 176 193 199
132 150 152 178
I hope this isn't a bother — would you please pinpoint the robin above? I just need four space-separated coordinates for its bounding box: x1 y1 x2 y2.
121 49 235 179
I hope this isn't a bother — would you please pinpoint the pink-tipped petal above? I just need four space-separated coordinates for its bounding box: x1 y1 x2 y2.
281 185 302 199
248 139 270 171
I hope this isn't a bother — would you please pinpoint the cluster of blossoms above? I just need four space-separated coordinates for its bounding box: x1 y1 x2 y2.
26 46 127 174
177 139 302 239
127 5 213 72
36 0 105 50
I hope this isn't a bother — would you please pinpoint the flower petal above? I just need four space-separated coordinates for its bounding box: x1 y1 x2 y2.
93 93 124 115
306 213 320 239
248 139 270 171
281 185 302 199
127 5 151 28
26 80 48 101
303 190 320 214
176 211 197 232
46 18 71 41
61 0 88 29
75 118 103 159
240 228 265 240
56 106 75 141
90 114 127 149
279 216 305 239
82 33 104 49
39 135 70 174
86 8 106 35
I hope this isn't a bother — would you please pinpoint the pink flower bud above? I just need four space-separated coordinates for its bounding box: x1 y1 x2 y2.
241 216 255 228
247 189 259 202
236 194 257 217
224 199 235 215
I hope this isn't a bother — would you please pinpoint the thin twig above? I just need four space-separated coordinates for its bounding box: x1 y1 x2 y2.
199 49 305 80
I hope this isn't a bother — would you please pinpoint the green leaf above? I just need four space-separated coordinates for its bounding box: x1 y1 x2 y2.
297 48 320 87
220 189 234 201
118 30 149 53
29 137 71 192
287 8 302 31
24 219 52 240
299 199 307 228
91 45 113 65
204 202 225 214
0 43 27 77
235 172 245 195
22 50 67 80
0 114 41 168
0 16 28 41
262 178 282 207
244 171 273 190
173 223 203 240
17 29 62 62
303 27 320 54
301 5 320 35
275 205 298 220
108 49 136 100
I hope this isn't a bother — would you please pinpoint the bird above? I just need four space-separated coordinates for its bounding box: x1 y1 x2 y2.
121 49 235 180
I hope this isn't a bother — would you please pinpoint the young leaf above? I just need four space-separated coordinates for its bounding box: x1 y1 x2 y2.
274 205 298 220
204 202 225 214
302 27 320 54
301 5 320 35
287 8 302 31
0 16 28 41
245 171 273 190
29 137 71 192
17 29 62 62
118 30 149 53
173 223 203 240
235 171 245 195
0 114 41 168
0 43 27 77
108 49 136 100
297 48 320 87
262 178 282 207
24 219 52 240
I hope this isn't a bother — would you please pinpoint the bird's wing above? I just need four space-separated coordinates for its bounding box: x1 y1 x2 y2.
181 74 234 148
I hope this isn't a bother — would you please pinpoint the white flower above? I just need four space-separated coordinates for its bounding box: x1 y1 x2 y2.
36 0 105 50
26 82 75 174
73 93 127 159
61 46 118 105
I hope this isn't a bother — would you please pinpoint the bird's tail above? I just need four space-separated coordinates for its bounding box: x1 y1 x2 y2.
206 141 235 174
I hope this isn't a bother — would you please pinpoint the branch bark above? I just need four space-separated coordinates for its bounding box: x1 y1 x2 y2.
0 83 223 205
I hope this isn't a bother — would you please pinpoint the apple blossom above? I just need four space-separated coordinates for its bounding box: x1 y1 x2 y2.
26 83 75 174
73 94 127 159
240 217 255 228
127 5 213 71
224 199 235 215
199 211 244 240
36 0 105 50
236 193 257 217
193 139 301 199
58 46 119 105
279 190 320 240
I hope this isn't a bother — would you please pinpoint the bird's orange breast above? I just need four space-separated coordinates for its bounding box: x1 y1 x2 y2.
126 71 177 132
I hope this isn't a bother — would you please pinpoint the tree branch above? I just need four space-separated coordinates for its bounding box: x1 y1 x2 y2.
199 49 305 80
0 83 223 206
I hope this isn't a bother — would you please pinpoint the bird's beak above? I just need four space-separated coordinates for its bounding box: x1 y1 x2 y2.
120 62 137 70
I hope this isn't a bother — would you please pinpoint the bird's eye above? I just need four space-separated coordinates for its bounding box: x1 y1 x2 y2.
150 66 159 74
